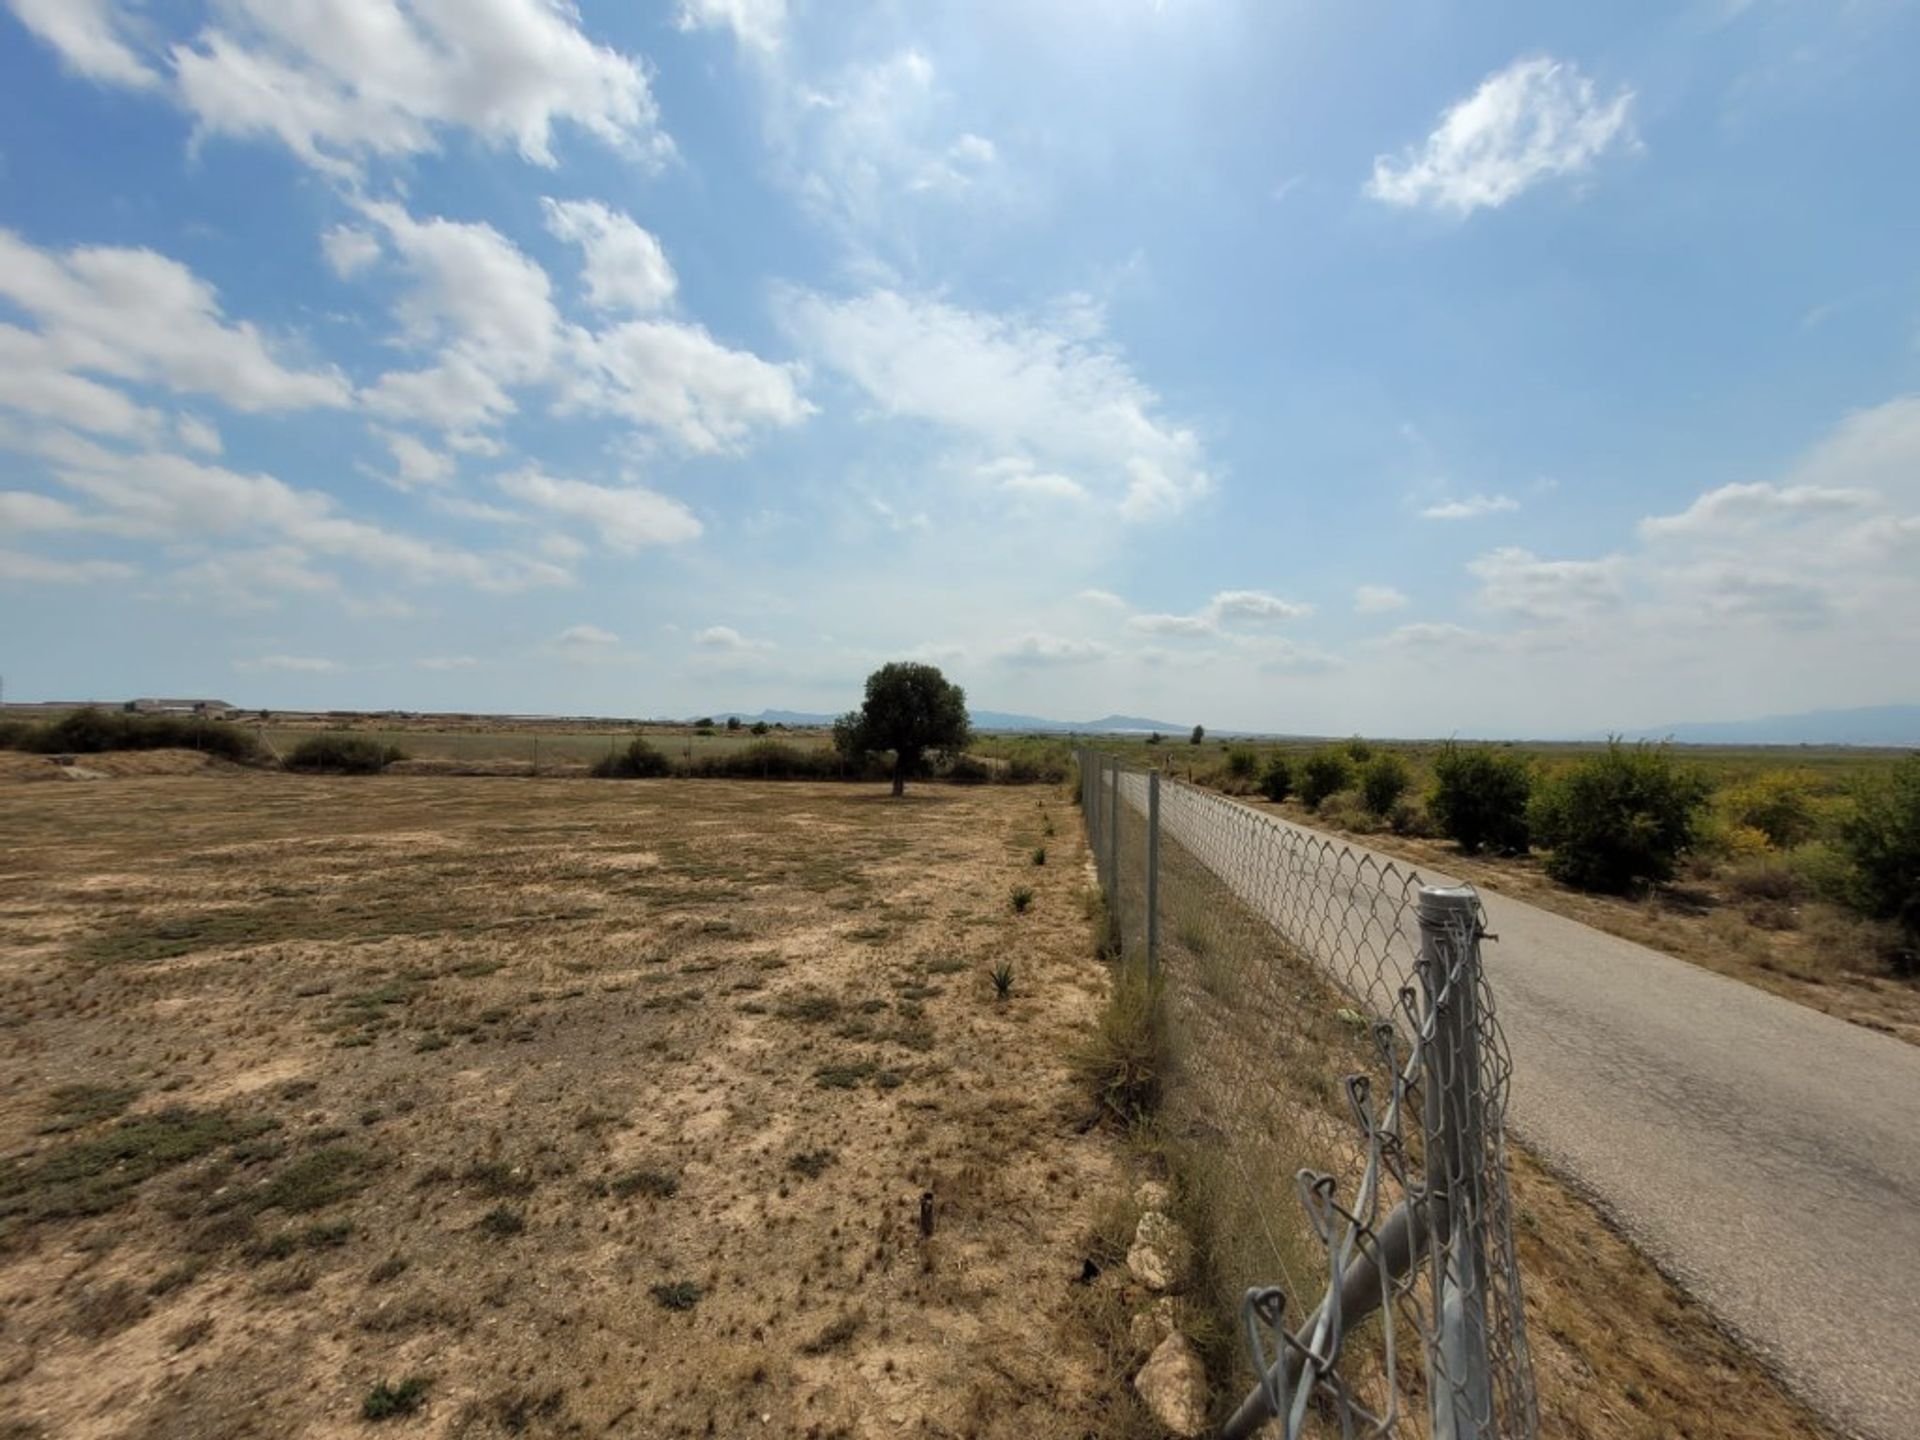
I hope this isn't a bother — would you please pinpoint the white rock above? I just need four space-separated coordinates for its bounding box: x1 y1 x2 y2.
1128 1296 1179 1352
1134 1179 1174 1213
1133 1331 1209 1437
1127 1209 1189 1292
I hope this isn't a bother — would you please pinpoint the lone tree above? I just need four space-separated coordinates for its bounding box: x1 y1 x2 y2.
835 662 970 797
1189 724 1205 745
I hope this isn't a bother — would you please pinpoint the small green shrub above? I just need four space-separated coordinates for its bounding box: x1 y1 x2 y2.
750 720 770 735
1010 886 1034 914
1345 736 1374 763
285 735 404 774
1430 743 1533 855
990 960 1015 1000
1530 741 1710 893
1259 755 1292 804
1718 771 1820 849
1359 754 1412 816
1074 962 1162 1127
651 1280 702 1311
1031 845 1046 866
362 1377 428 1421
946 755 992 784
1225 748 1259 781
1298 749 1354 810
591 737 672 778
1838 756 1920 959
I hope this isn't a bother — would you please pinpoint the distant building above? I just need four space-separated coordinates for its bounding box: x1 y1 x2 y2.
128 698 234 717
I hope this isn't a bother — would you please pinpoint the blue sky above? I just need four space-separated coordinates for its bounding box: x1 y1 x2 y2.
1 0 1917 734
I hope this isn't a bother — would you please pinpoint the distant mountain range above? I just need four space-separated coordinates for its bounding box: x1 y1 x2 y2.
1620 704 1920 748
686 703 1916 747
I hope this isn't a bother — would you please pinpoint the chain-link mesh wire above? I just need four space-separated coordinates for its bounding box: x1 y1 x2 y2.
1078 751 1537 1440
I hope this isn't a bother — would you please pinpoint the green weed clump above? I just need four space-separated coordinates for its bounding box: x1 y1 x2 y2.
1010 885 1035 914
591 736 672 778
284 735 404 774
989 960 1015 1000
362 1377 429 1421
1358 753 1412 816
1074 961 1163 1128
1258 755 1292 804
1839 755 1920 966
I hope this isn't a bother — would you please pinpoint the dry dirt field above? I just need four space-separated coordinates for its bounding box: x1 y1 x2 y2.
0 774 1126 1439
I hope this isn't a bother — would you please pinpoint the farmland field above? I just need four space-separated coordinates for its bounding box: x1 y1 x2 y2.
0 775 1124 1438
255 723 836 773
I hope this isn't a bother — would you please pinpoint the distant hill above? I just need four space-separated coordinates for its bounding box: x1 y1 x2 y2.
1625 704 1920 748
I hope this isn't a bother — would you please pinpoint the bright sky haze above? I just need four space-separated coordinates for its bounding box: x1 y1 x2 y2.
1 0 1916 734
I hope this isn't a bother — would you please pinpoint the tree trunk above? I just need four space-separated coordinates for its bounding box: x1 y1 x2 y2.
892 756 906 797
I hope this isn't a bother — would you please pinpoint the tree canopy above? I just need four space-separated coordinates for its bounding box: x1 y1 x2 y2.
835 662 970 796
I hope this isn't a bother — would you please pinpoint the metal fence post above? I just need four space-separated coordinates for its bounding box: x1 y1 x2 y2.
1107 756 1120 925
1419 884 1493 1440
1146 769 1160 980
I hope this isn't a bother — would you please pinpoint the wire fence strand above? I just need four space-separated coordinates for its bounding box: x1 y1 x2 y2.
1078 749 1537 1440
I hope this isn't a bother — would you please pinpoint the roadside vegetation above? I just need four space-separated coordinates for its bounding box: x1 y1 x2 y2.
1113 733 1919 1028
0 706 259 762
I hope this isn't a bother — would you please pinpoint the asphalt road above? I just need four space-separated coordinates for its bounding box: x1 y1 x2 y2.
1122 775 1920 1439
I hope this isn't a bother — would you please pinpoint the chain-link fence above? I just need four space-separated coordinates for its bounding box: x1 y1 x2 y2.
1078 749 1536 1440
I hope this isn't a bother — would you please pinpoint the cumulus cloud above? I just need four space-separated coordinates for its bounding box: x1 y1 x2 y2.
0 546 134 583
1422 493 1518 520
1468 546 1625 623
677 0 787 52
5 0 158 89
693 624 772 651
1077 588 1127 609
497 468 702 551
1355 584 1408 613
321 225 382 279
381 431 456 489
1125 590 1313 636
979 455 1088 502
165 0 673 177
234 654 340 673
784 287 1209 521
0 229 352 420
1368 56 1634 215
996 633 1113 667
543 198 676 314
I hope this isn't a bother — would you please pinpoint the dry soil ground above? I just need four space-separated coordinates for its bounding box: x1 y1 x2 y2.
0 775 1125 1439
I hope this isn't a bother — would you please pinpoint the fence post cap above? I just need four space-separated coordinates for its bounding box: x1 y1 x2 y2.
1417 884 1478 917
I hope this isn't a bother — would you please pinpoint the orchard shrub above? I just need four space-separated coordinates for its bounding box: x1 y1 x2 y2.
1718 771 1819 849
1529 741 1710 893
1839 756 1920 954
1259 755 1293 804
1359 754 1411 816
1429 743 1532 856
1225 748 1259 781
592 737 672 778
1298 749 1354 810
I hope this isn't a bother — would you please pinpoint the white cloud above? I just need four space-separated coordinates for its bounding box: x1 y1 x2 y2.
169 0 673 177
0 490 101 532
980 455 1088 502
1468 546 1625 623
1639 481 1874 538
176 414 222 455
0 325 163 439
563 318 813 452
321 225 382 279
6 0 158 89
1125 589 1313 636
497 467 702 551
1355 584 1408 613
1368 56 1635 215
0 229 352 417
1077 588 1127 609
234 654 340 673
543 198 676 314
556 623 618 648
416 655 478 670
1422 493 1519 520
13 430 567 591
996 633 1113 667
693 624 772 651
0 546 133 583
677 0 786 53
381 431 456 488
170 546 339 606
784 287 1209 521
1377 621 1498 653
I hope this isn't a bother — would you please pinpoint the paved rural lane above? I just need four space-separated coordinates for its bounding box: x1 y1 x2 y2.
1120 775 1920 1440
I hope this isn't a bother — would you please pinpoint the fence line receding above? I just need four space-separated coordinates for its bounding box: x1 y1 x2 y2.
1077 748 1538 1440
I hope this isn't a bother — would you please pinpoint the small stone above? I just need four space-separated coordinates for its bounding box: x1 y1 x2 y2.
1134 1331 1208 1437
1134 1179 1173 1213
1127 1210 1189 1292
1127 1297 1178 1351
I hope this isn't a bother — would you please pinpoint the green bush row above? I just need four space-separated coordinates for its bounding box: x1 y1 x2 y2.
0 707 261 763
